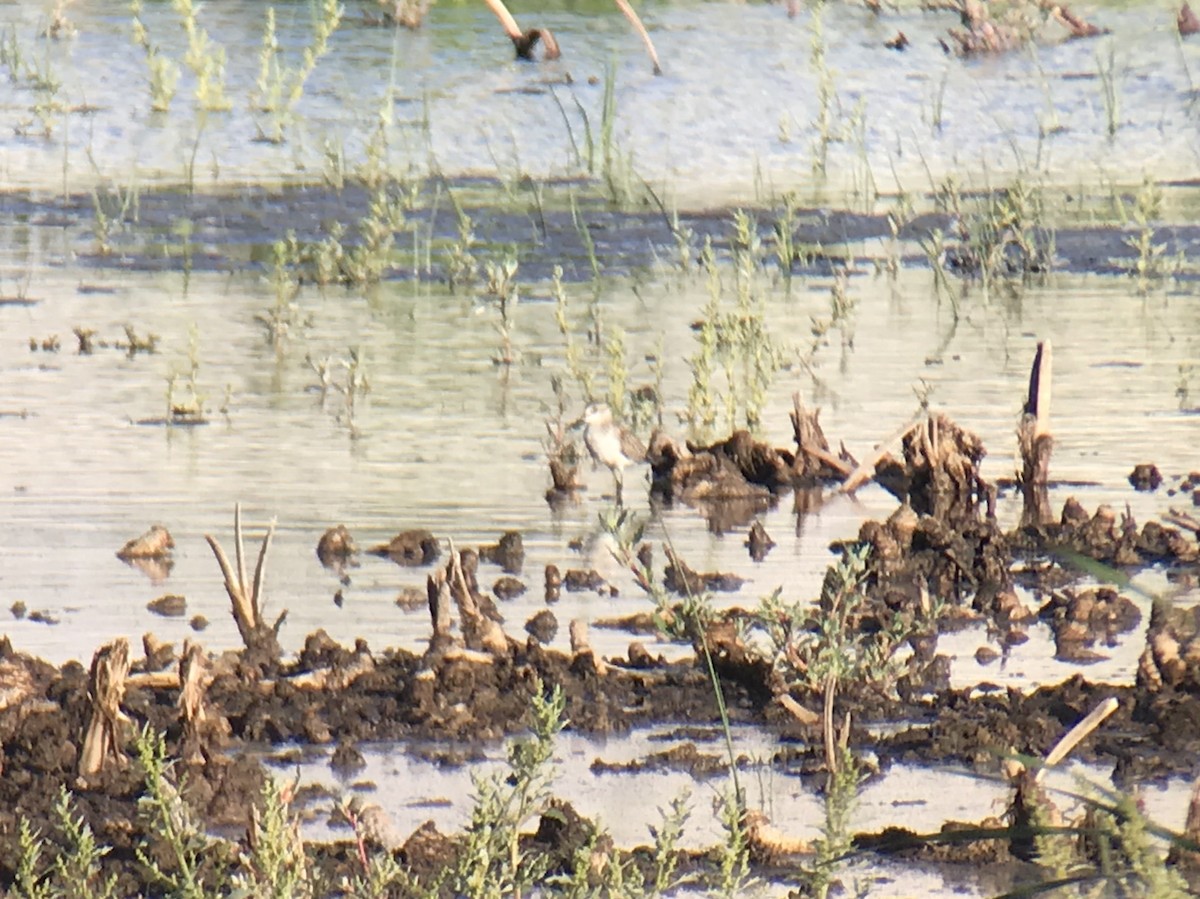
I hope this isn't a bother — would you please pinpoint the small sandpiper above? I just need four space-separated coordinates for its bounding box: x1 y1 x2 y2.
580 402 646 502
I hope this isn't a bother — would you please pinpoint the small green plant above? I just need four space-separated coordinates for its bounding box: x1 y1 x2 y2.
1178 363 1195 409
685 219 786 438
174 0 231 112
810 4 830 174
604 326 629 416
350 184 401 283
647 791 691 897
355 96 393 190
809 4 837 177
829 264 854 331
51 786 119 897
252 0 343 143
233 777 310 897
919 226 954 310
252 7 280 112
485 256 520 365
770 193 798 284
588 62 637 204
1080 783 1191 897
308 348 370 436
131 0 178 112
44 0 75 39
341 349 371 437
687 239 720 435
1122 176 1167 293
12 786 118 899
165 323 208 424
445 197 479 291
445 678 566 896
88 161 140 259
805 742 861 899
13 817 51 899
928 64 949 134
714 786 752 898
134 724 210 897
670 208 697 273
1031 46 1062 139
322 136 346 190
285 185 401 286
3 28 64 139
257 238 308 347
937 177 1053 295
552 268 598 402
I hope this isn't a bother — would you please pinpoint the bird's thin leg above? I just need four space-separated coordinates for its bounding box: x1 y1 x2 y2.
615 470 625 506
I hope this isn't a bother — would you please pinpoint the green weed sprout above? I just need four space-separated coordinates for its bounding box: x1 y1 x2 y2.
131 0 178 112
253 0 344 143
447 678 567 895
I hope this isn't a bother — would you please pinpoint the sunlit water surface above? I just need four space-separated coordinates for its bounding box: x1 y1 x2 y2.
2 4 1199 892
0 0 1199 200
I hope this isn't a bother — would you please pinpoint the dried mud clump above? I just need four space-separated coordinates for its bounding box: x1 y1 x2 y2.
941 0 1108 55
116 523 174 560
1129 462 1163 491
369 529 441 566
648 431 777 503
316 524 356 566
663 546 745 595
859 414 1011 617
1038 586 1142 662
1138 599 1200 693
1017 498 1199 567
745 520 775 561
479 530 525 573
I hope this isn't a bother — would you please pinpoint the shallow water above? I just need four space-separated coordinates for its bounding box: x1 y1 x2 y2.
3 255 1197 673
3 244 1198 678
1 0 1200 201
285 723 1194 896
1 5 1199 892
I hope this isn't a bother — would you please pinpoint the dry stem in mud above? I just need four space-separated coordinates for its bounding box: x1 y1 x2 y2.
77 638 132 781
1018 339 1055 527
205 503 282 664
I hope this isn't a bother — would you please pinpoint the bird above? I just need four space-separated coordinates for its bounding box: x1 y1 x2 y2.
580 403 646 502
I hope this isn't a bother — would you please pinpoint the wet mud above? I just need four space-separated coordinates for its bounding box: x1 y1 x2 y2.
7 180 1200 287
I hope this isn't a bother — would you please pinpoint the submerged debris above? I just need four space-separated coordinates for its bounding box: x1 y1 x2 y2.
663 547 746 595
479 530 525 573
1038 586 1142 662
116 524 175 560
1129 462 1163 492
493 575 527 600
316 524 357 567
746 520 776 561
941 0 1108 55
525 609 558 644
146 594 187 617
369 529 441 566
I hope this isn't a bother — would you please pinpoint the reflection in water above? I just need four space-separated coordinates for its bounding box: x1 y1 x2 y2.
0 251 1195 691
0 3 1195 687
0 1 1198 199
